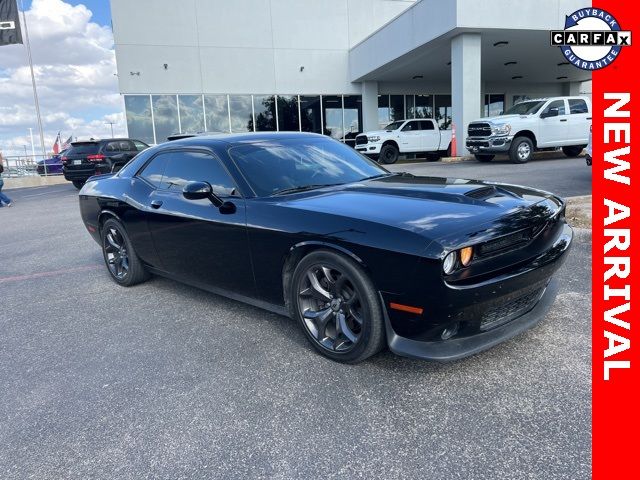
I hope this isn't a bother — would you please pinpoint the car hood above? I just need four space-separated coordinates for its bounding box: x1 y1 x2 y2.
359 129 395 137
471 114 530 125
280 174 562 247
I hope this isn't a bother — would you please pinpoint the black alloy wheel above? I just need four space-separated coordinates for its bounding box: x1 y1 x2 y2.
379 144 399 164
291 250 385 363
101 218 149 286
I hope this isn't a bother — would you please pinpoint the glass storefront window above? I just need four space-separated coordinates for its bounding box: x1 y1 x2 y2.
322 95 343 140
152 95 179 143
435 95 452 130
414 95 433 118
484 94 505 117
178 95 204 133
342 95 362 147
405 94 415 119
389 95 404 122
300 96 322 133
204 95 230 133
378 95 390 127
253 95 276 131
277 95 300 131
124 95 154 144
229 95 254 133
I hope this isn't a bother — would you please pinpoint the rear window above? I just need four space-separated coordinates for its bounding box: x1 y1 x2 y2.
67 143 99 155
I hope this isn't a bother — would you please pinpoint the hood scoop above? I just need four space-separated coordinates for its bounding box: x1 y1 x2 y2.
464 186 499 200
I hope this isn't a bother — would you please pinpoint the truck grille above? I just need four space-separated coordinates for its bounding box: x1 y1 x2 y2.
355 135 368 145
468 122 492 138
480 286 545 331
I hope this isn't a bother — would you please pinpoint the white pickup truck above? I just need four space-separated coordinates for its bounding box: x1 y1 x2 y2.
466 96 591 163
355 119 452 164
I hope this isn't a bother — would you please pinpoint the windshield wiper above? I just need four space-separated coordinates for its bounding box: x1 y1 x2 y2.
269 184 340 196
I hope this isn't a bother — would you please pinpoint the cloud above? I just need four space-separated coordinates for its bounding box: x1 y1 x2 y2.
0 0 125 156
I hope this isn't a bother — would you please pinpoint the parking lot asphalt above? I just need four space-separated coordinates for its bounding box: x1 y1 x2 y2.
0 161 591 479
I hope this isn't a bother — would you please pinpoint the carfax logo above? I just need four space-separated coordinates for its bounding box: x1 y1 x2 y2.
550 8 631 70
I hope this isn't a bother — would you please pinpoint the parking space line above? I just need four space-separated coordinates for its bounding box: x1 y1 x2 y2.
0 264 102 284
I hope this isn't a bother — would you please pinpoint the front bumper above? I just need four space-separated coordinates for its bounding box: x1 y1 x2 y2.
383 221 573 362
355 143 382 155
466 135 513 154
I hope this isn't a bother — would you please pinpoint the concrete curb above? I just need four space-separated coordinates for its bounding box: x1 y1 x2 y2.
2 176 69 190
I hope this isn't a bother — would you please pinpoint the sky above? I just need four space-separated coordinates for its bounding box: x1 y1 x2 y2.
0 0 123 156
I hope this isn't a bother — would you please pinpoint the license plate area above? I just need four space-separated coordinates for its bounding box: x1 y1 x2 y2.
73 160 82 165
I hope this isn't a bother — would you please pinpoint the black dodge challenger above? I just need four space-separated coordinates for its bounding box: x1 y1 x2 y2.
79 132 572 363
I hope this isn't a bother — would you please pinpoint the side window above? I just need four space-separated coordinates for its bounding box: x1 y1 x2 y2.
542 100 566 116
401 121 416 131
160 151 236 196
139 153 170 188
568 99 589 114
105 142 120 152
120 141 134 151
133 140 149 152
420 120 435 130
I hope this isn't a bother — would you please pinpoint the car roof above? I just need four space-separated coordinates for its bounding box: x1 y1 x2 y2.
162 131 326 148
71 138 138 145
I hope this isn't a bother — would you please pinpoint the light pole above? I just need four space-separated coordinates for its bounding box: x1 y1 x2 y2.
105 122 115 138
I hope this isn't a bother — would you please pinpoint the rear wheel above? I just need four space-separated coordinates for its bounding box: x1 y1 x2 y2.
291 250 385 363
425 152 441 162
379 144 399 164
562 145 585 157
72 180 85 189
509 136 534 163
101 218 149 286
474 154 495 162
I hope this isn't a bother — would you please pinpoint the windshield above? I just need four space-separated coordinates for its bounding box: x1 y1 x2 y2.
229 137 389 197
384 121 405 131
503 101 546 115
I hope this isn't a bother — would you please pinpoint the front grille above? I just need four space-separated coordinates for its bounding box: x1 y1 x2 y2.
355 135 368 145
480 287 545 330
478 228 533 256
468 122 492 138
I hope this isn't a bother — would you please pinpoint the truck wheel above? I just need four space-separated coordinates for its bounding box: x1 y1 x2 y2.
425 152 440 162
72 180 85 189
562 145 585 157
379 144 399 164
509 137 534 163
474 154 495 162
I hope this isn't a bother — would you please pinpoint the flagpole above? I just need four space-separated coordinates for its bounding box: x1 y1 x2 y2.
20 0 47 174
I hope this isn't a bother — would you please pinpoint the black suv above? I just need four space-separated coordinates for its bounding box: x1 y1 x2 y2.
62 138 149 189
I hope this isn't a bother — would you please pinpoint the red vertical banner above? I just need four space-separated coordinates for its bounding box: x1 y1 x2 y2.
592 3 639 478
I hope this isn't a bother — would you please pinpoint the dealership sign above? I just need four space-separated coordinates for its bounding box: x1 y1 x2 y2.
550 8 631 70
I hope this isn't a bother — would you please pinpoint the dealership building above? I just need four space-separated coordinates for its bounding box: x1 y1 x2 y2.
111 0 591 151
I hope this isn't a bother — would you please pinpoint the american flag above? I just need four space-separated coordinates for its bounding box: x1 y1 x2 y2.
61 136 72 150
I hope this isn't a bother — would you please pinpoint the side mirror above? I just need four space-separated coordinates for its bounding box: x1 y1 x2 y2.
182 181 224 207
541 108 559 119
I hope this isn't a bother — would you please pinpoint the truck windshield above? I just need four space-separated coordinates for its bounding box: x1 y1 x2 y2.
503 101 546 115
384 121 405 131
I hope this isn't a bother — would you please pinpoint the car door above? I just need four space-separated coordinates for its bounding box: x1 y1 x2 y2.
398 120 422 152
566 98 591 144
143 149 255 297
420 120 440 151
537 99 569 147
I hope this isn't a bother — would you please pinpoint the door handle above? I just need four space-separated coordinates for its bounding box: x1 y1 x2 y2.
560 119 567 122
151 200 163 209
586 117 592 120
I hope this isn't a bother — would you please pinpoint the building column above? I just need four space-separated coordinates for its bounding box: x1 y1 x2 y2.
562 81 582 96
451 33 482 155
361 81 379 132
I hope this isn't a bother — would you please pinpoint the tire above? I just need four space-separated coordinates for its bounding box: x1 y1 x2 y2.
290 250 386 363
101 218 149 287
72 180 85 189
379 144 399 164
425 152 441 162
509 136 534 163
562 145 585 157
474 154 495 162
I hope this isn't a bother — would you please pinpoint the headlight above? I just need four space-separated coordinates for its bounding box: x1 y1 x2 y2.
492 124 511 136
368 135 380 142
443 251 457 274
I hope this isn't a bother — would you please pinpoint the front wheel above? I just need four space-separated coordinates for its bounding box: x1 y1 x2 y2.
474 154 495 162
291 250 386 363
379 144 399 164
72 180 85 189
509 136 534 163
562 145 585 157
101 218 149 286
